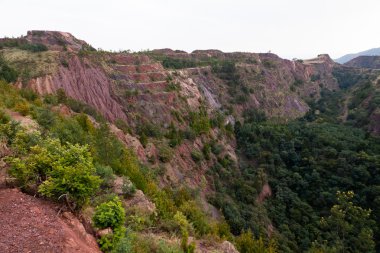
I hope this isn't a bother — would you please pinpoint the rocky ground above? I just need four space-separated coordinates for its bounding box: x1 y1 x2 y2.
0 188 100 253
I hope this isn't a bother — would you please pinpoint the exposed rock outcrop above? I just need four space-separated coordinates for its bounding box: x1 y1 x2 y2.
123 189 156 215
25 30 89 52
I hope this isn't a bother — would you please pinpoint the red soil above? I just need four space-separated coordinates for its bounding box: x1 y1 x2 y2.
0 188 100 253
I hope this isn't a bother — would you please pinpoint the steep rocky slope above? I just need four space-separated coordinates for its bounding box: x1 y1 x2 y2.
2 30 372 202
3 31 379 200
1 30 380 252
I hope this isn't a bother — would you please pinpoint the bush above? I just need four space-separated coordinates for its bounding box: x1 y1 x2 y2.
98 226 126 252
166 123 183 147
180 201 211 236
158 144 173 163
262 59 276 68
137 121 162 138
0 56 18 83
211 142 223 155
166 81 181 92
19 43 48 52
191 150 203 163
93 197 126 229
115 119 131 134
122 178 136 197
9 138 101 208
189 107 211 135
34 107 56 129
14 102 30 116
20 89 38 102
0 110 10 124
236 230 278 253
95 164 115 188
174 211 195 252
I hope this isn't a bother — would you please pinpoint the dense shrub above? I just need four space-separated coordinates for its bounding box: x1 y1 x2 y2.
93 197 126 229
14 102 30 116
9 138 101 208
158 144 173 163
189 107 211 135
161 57 205 69
190 150 203 163
332 67 364 89
19 43 48 52
0 110 11 124
0 56 18 83
34 107 56 128
95 164 115 188
236 230 278 253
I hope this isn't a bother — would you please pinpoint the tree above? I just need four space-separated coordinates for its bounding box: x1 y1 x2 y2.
236 230 278 253
319 191 375 253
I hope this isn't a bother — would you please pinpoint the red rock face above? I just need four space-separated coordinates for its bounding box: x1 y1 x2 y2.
55 56 128 121
22 55 127 122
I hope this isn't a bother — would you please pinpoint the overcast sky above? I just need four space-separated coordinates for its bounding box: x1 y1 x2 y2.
2 0 380 59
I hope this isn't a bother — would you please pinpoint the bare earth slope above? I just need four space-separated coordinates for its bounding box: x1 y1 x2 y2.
0 188 100 253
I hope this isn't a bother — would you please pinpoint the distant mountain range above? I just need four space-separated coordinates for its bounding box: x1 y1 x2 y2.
335 47 380 64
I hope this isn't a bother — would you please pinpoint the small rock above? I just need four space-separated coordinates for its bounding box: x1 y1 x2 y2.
97 228 113 237
220 241 239 253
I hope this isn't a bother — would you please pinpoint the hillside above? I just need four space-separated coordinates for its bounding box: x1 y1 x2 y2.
335 47 380 64
345 55 380 69
0 31 379 253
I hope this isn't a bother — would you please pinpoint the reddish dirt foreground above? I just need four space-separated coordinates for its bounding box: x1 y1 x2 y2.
0 188 101 253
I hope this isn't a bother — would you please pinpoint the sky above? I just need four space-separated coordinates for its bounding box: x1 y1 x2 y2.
1 0 380 59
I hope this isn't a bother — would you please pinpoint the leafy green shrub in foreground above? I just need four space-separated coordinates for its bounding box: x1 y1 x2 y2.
9 138 101 208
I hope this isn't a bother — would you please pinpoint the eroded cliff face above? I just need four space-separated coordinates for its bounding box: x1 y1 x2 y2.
8 32 341 126
16 54 127 122
2 31 346 192
152 51 339 121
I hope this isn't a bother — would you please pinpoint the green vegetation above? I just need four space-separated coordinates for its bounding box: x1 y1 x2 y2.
189 106 211 135
9 138 101 208
222 111 380 252
93 197 126 251
18 43 48 52
212 60 250 104
93 197 126 229
153 55 215 69
0 80 230 252
262 59 276 69
0 55 18 82
236 230 278 253
332 67 366 89
0 38 48 53
314 191 375 252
